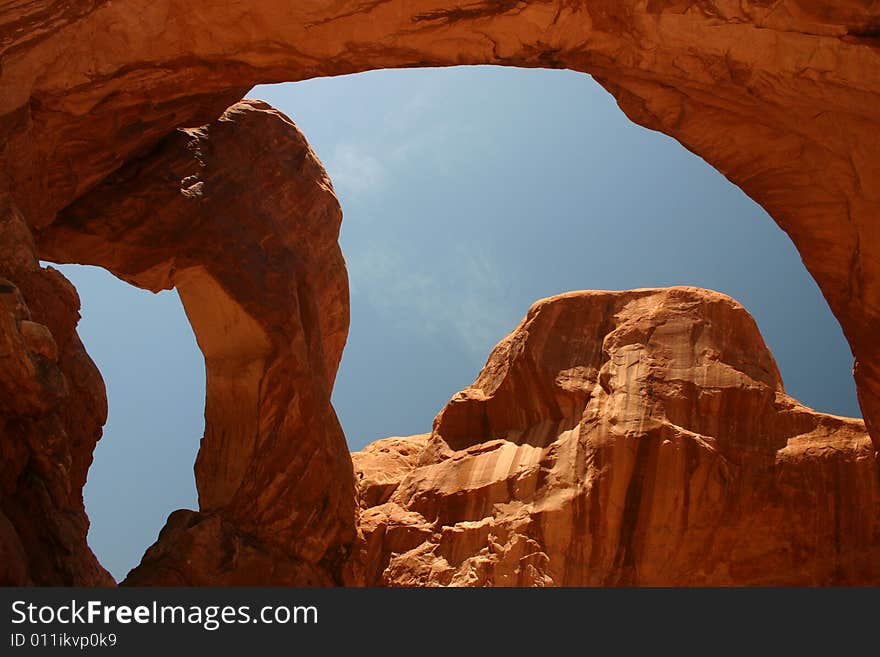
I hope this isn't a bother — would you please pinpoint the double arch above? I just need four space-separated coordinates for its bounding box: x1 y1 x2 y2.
2 0 879 584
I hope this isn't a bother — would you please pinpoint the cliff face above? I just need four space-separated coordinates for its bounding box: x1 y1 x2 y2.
353 288 879 586
1 1 879 586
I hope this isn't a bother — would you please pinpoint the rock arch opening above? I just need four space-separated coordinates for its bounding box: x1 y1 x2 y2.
252 67 859 450
4 0 880 586
40 102 355 585
40 67 863 582
52 264 204 582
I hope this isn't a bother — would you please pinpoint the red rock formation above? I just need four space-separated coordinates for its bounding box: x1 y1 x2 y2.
0 198 111 585
353 288 879 586
1 2 879 586
38 100 356 585
2 1 880 449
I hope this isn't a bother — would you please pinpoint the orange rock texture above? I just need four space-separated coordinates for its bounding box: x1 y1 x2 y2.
1 2 879 585
39 100 356 585
353 288 879 586
0 201 112 585
3 1 880 447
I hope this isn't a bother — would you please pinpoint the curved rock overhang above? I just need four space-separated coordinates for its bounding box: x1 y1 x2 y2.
1 1 878 585
3 1 879 443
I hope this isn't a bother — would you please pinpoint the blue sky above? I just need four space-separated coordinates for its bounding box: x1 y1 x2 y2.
56 66 859 581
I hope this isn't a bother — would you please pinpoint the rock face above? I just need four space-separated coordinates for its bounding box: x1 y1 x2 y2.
353 288 879 586
0 199 111 585
1 2 879 586
38 100 356 586
2 1 880 451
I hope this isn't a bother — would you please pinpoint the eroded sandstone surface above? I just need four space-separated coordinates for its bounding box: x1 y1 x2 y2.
3 1 880 447
352 288 879 586
36 100 357 586
0 1 878 585
0 201 111 585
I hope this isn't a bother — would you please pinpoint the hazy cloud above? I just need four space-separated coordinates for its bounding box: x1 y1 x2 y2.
322 81 516 358
324 86 452 199
326 143 389 196
348 241 514 358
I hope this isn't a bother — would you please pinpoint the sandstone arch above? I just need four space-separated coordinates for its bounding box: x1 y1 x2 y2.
38 101 357 584
3 1 879 443
1 1 879 584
